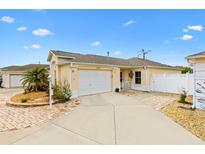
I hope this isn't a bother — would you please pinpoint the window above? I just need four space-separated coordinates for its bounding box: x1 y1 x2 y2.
135 71 141 84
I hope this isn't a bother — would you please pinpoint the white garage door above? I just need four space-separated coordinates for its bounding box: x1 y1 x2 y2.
10 75 23 87
78 70 112 96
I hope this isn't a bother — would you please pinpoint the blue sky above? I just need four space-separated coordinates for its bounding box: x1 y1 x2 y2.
0 9 205 67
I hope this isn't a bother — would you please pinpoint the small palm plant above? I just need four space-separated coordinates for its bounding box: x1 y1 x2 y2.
21 67 49 93
178 90 187 103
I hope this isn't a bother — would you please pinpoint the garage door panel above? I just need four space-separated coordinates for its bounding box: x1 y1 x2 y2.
78 70 112 96
10 75 23 87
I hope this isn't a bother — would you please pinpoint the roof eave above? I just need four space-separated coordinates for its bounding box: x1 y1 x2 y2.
47 50 54 62
186 55 205 60
147 65 181 71
47 50 76 62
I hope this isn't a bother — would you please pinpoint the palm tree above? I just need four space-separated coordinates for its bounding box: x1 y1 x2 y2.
21 67 49 93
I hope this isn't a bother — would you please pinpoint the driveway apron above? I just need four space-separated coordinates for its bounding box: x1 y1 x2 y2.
1 92 203 145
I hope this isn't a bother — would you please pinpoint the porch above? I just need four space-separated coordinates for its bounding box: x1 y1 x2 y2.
119 67 149 92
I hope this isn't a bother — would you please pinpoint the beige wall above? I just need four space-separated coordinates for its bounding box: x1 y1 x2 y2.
112 67 120 90
70 65 78 92
121 69 132 82
189 57 205 64
58 64 70 85
2 72 9 88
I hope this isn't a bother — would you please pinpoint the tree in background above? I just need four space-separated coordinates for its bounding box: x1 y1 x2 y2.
181 66 193 74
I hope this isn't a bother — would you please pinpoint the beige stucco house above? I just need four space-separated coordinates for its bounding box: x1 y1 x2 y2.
186 51 205 109
1 64 49 88
48 50 180 98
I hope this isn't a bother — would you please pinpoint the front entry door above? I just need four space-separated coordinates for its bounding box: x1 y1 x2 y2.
120 72 124 90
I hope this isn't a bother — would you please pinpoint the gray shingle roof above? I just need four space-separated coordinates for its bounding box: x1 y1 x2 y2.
186 51 205 58
1 64 49 72
128 57 174 68
50 50 179 70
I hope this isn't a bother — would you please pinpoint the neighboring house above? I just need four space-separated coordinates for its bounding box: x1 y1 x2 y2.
186 51 205 109
48 50 180 98
1 64 49 88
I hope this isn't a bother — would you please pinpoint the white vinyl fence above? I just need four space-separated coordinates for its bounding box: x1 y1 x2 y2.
193 64 205 110
151 73 194 95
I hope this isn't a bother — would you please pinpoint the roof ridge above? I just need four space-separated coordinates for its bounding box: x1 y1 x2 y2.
52 50 128 60
85 53 128 60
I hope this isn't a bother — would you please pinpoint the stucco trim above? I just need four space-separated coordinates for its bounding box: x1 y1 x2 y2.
70 62 139 68
55 61 180 71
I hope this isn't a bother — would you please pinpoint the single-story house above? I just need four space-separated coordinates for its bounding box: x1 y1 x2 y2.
1 64 49 88
48 50 181 98
186 51 205 109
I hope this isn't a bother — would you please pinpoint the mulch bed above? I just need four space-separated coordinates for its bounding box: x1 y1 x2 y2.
161 97 205 142
8 92 49 106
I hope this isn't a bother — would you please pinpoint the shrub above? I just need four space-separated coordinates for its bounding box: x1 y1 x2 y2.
21 98 29 103
179 90 187 103
21 67 49 93
52 83 72 103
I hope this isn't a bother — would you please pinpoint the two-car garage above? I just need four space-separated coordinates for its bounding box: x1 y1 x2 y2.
78 70 112 96
1 74 23 88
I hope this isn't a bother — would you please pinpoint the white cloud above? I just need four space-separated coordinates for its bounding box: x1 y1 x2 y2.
32 28 53 37
164 40 169 43
123 20 135 27
180 34 194 41
113 51 121 55
23 46 29 50
0 16 14 23
23 44 41 49
188 25 203 31
91 41 101 46
182 29 188 32
17 26 27 31
31 44 41 49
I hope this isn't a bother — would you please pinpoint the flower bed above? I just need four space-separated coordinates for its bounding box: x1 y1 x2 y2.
7 92 49 106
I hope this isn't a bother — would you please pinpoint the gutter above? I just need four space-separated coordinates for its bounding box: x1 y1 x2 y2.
55 61 179 71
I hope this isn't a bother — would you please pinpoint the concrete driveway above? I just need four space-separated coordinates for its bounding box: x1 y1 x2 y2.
0 92 203 145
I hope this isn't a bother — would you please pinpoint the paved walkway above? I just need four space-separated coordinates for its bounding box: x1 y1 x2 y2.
0 92 203 144
0 88 79 132
120 90 179 110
